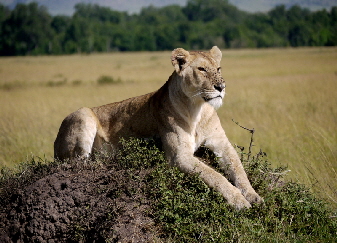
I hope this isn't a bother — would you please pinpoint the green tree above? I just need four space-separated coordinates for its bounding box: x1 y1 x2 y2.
0 4 10 51
288 22 312 46
0 4 9 23
51 15 71 34
155 23 179 50
286 5 313 46
64 16 93 53
328 6 337 45
269 5 290 46
308 9 331 46
0 2 53 55
1 1 337 55
74 3 124 24
50 15 71 54
137 5 186 27
183 0 244 22
110 24 135 51
134 25 156 51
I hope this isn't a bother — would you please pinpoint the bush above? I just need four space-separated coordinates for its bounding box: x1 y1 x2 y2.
104 137 337 242
97 75 121 85
146 142 337 242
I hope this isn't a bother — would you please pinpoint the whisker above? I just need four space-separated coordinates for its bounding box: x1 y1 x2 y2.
188 88 223 100
188 90 203 98
191 92 202 98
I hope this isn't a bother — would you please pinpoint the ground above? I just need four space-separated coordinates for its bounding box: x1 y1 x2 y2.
0 159 159 242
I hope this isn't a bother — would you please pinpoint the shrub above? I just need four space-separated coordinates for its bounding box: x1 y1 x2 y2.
146 142 337 242
72 79 82 86
46 74 68 87
0 81 26 90
97 75 121 85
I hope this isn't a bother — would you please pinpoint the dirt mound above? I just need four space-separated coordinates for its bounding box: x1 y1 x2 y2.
0 160 158 242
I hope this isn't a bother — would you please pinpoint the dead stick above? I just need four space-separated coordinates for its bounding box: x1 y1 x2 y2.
232 119 255 161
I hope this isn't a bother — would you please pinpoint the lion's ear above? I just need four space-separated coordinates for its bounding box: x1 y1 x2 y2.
171 48 190 74
210 46 222 64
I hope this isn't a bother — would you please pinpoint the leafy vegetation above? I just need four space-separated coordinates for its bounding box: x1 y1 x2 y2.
1 137 336 242
0 0 336 55
97 75 122 85
143 135 337 242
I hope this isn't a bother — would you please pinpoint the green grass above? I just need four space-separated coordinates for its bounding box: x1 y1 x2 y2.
1 137 336 242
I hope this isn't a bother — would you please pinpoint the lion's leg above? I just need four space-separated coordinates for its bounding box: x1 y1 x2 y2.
54 107 102 160
205 134 263 205
162 133 251 210
181 156 252 210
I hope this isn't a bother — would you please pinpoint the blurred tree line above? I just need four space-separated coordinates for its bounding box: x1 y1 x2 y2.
0 0 336 55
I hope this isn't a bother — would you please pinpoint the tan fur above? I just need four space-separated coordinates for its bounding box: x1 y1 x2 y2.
54 46 263 210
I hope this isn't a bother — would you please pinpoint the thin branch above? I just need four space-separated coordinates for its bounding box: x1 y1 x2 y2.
232 119 255 161
231 119 254 134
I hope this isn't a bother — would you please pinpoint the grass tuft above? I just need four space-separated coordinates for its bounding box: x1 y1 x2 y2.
97 75 122 85
0 80 26 90
46 74 68 87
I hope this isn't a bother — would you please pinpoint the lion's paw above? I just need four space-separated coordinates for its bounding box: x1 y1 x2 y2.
228 192 252 211
244 191 264 205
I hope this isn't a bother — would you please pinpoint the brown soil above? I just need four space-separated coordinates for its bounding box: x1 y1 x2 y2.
0 159 159 242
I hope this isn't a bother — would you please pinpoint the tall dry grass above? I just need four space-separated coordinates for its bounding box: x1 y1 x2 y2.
0 47 336 205
219 48 337 204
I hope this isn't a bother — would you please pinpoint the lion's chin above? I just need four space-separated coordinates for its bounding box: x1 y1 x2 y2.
206 97 223 109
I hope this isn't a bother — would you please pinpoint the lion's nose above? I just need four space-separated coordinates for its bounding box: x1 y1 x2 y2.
214 83 225 92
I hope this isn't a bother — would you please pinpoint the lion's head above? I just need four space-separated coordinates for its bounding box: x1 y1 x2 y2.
171 46 225 109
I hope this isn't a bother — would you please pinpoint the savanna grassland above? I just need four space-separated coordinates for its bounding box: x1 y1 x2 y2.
0 47 336 206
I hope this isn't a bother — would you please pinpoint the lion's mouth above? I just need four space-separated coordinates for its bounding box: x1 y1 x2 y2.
203 96 222 102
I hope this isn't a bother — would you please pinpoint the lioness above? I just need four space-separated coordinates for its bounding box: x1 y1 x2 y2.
54 46 263 210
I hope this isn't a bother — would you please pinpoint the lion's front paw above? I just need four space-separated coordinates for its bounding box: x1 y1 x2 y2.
244 191 264 205
228 192 252 210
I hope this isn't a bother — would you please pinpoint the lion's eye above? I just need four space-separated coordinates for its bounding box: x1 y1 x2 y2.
198 67 206 72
